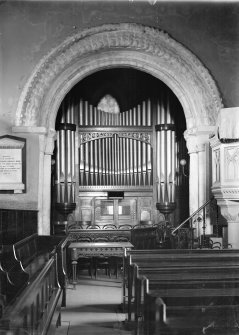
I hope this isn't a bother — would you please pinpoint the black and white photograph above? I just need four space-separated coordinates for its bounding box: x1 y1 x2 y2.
0 0 239 334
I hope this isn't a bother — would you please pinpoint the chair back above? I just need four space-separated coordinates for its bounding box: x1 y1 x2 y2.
94 237 109 243
103 224 117 230
118 224 132 230
88 225 101 229
77 237 92 243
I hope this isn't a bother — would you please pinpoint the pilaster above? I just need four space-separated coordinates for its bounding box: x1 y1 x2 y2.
184 126 214 215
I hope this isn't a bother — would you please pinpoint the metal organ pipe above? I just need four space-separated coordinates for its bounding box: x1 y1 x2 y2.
137 104 141 126
102 138 106 185
155 95 177 221
76 99 154 188
90 140 94 185
55 98 77 221
133 138 138 185
147 99 151 126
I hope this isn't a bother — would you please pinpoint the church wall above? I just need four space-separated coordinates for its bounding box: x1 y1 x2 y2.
0 133 39 210
1 1 238 129
0 1 238 222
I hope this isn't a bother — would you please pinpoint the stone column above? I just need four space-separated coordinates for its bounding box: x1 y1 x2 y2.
184 126 214 238
185 127 214 213
12 126 55 235
38 130 56 235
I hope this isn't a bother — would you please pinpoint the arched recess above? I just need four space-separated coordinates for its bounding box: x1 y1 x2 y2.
16 23 222 129
14 23 223 234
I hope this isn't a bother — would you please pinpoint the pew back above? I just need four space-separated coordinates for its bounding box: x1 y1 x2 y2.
0 255 62 335
126 249 239 334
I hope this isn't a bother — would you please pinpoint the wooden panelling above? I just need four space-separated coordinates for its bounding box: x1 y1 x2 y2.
0 209 38 245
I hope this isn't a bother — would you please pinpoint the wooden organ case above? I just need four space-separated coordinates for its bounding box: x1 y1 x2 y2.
53 88 188 229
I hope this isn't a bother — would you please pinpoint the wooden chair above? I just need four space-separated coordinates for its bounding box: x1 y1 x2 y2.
76 237 93 278
93 237 111 278
119 224 132 230
111 236 129 278
103 224 117 229
68 221 92 229
78 221 92 229
132 224 142 229
87 225 101 229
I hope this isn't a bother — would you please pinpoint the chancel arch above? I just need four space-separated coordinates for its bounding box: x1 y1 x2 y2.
13 23 223 234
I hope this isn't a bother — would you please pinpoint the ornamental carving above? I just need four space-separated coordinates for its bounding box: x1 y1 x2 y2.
16 23 222 130
225 147 239 180
79 131 151 145
219 202 239 222
212 149 220 183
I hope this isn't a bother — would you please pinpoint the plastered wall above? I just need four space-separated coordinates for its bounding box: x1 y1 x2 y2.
0 0 238 211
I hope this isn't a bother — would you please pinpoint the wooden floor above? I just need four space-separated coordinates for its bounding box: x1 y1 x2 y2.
55 271 133 335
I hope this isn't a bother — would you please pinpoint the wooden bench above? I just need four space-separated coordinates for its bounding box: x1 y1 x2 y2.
0 262 28 315
143 284 239 335
0 254 62 335
126 249 239 321
126 249 239 334
135 266 239 322
1 234 68 308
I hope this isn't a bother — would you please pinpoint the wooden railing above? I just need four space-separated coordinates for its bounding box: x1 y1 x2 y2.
171 196 221 249
0 254 62 335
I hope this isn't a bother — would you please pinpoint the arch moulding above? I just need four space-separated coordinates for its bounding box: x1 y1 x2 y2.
15 23 223 132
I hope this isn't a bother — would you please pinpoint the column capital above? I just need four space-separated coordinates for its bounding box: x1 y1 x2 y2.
12 126 47 134
38 129 56 155
184 126 215 138
184 126 214 154
209 133 221 149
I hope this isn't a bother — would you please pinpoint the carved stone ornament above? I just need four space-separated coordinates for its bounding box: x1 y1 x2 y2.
217 199 239 223
16 24 222 130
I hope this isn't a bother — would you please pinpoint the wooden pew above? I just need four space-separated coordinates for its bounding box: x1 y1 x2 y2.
0 254 62 335
135 266 239 323
126 249 239 334
143 283 239 335
0 251 29 308
3 234 68 307
126 250 239 321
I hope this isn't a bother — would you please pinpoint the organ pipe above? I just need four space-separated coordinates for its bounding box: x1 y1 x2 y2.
102 138 106 185
76 97 155 188
55 98 76 221
133 138 138 185
90 140 94 185
137 104 141 126
155 96 177 220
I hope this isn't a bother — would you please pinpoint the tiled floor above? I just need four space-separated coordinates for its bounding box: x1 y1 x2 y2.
56 272 133 335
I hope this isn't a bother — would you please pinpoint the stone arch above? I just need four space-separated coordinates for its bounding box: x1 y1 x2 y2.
16 23 223 131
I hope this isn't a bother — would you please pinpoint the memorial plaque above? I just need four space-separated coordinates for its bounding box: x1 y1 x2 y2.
0 135 26 193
